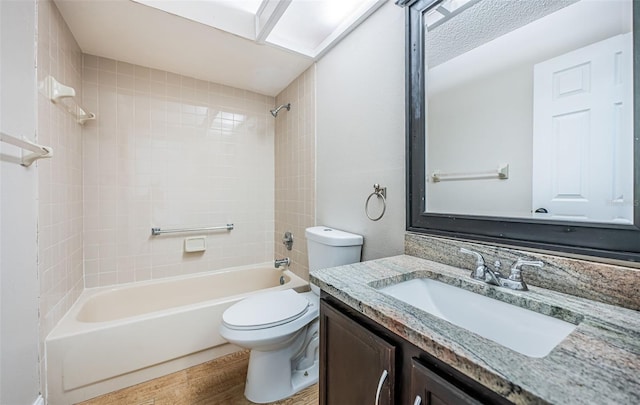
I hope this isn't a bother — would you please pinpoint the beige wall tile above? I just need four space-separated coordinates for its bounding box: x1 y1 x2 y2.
83 55 276 287
274 66 316 281
36 0 85 393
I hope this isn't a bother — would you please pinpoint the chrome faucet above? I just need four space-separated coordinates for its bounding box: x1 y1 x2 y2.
274 257 290 269
502 258 544 291
459 248 502 286
459 248 543 291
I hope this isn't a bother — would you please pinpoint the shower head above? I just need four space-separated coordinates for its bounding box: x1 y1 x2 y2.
270 103 291 117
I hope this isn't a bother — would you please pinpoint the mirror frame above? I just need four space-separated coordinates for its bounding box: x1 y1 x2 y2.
401 0 640 262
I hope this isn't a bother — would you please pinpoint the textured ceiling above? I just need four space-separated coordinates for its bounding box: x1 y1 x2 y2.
427 0 579 67
426 0 632 96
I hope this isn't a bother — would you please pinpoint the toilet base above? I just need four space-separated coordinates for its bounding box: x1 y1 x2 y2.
244 323 319 403
245 355 318 403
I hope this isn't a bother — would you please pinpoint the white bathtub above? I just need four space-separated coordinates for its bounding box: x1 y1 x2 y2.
45 263 308 404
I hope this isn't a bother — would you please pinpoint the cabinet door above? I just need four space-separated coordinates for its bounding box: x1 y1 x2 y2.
320 300 396 405
410 359 481 405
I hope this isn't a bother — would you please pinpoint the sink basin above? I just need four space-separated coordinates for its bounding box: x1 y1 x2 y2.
379 278 577 358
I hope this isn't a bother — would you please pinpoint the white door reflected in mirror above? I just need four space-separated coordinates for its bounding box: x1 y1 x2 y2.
532 33 633 224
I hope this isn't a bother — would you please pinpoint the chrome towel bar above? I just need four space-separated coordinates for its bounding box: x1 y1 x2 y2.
151 224 234 236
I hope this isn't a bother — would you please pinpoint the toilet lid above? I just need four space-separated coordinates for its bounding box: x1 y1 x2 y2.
223 289 309 330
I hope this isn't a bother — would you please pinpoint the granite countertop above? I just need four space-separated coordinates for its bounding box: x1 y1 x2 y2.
310 254 640 405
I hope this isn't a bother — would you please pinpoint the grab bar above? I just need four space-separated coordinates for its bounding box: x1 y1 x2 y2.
151 224 234 236
0 131 53 167
432 164 509 182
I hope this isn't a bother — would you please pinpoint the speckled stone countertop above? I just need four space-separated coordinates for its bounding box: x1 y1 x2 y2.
310 255 640 405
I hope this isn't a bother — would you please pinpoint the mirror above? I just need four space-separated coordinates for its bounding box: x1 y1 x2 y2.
402 0 640 262
425 0 633 224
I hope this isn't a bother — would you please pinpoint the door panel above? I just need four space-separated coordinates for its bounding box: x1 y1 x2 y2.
532 33 633 223
409 359 481 405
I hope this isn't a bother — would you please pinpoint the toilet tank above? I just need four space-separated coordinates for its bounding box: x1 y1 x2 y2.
305 226 363 271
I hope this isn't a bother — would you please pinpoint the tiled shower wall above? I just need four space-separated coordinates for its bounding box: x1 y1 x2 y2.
37 0 84 342
274 66 316 280
81 55 276 287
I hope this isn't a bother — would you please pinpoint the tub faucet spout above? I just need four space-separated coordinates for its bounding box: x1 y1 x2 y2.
274 257 290 269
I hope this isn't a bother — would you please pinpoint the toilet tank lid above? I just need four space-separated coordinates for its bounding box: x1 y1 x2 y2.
305 226 363 246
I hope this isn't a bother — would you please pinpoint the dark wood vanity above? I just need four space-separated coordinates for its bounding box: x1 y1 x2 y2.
319 294 514 405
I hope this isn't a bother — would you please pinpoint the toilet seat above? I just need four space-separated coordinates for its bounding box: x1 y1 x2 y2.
223 289 309 330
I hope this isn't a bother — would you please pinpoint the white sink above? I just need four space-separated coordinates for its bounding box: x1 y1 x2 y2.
379 278 578 358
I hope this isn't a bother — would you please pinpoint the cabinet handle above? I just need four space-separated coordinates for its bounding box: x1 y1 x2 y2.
413 395 422 405
375 369 388 405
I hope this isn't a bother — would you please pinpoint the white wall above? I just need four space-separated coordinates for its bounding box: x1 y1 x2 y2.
426 63 533 218
316 1 405 261
0 0 41 403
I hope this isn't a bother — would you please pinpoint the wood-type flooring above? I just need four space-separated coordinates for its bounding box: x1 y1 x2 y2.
77 350 318 405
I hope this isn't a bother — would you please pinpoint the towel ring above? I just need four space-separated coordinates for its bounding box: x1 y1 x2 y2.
365 184 387 221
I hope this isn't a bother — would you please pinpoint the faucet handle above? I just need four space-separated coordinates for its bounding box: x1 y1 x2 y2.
460 248 487 280
459 248 485 266
274 257 291 269
509 259 543 282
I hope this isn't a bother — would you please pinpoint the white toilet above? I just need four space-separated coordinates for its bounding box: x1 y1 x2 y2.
219 226 363 403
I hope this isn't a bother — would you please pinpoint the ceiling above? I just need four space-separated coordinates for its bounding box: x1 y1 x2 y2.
54 0 385 96
427 0 632 95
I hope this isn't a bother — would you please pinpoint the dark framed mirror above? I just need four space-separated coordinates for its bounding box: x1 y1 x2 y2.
401 0 640 262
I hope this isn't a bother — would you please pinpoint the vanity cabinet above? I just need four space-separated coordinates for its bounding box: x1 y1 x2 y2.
409 359 481 405
320 295 513 405
319 298 396 405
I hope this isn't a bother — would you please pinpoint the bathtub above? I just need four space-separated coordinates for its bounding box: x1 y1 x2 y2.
45 263 308 404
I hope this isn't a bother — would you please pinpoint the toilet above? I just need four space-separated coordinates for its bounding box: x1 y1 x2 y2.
219 226 363 403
